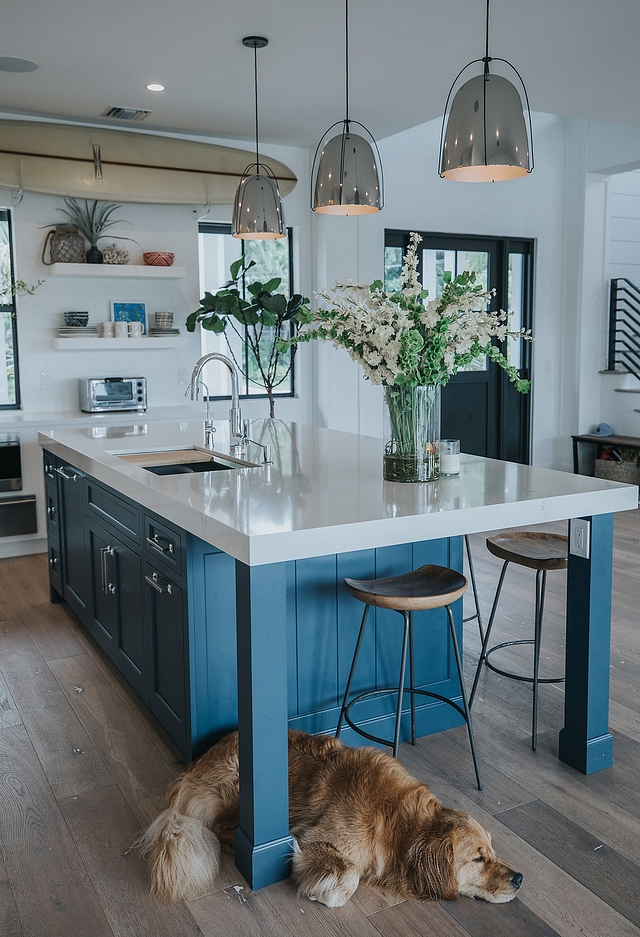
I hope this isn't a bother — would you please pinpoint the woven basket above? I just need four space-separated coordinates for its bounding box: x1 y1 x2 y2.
594 459 640 484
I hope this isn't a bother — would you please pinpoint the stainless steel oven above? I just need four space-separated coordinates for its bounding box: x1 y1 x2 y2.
0 433 36 537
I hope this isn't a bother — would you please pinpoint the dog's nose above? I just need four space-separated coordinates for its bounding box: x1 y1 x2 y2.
511 872 523 889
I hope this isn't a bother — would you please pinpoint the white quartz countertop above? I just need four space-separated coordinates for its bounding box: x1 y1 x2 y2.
38 419 639 567
0 405 208 430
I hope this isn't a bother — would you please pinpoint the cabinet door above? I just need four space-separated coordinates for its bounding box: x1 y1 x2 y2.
87 520 145 696
55 462 89 623
144 564 187 750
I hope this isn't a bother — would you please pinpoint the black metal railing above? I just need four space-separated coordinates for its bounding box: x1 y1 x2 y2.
608 278 640 379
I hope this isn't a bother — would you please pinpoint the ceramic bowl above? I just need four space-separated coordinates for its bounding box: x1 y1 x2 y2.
143 251 175 267
63 311 89 327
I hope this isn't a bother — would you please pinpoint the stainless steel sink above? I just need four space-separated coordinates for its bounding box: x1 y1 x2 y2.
116 446 259 474
144 458 242 476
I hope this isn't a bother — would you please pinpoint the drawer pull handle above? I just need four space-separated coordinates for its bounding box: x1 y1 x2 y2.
49 556 58 566
55 466 81 482
146 535 175 556
47 505 56 516
107 583 117 595
145 574 164 594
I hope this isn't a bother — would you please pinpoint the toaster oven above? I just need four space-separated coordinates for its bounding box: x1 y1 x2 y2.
79 377 147 412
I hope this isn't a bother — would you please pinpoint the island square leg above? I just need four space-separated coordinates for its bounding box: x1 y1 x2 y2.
559 513 614 774
234 559 293 890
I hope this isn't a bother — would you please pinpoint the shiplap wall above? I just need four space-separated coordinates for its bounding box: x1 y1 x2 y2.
600 170 640 436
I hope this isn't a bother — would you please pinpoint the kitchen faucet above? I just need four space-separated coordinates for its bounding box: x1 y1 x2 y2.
189 353 243 451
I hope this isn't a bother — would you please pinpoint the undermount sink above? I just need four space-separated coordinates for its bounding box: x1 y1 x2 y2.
144 459 240 476
116 446 259 474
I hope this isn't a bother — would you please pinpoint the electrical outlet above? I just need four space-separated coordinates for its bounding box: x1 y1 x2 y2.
177 368 187 385
569 518 590 559
40 371 51 391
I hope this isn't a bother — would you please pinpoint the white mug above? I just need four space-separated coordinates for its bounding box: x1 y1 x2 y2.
101 321 114 338
114 321 128 338
128 321 143 338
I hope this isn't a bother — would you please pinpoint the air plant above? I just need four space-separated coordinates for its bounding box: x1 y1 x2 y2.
57 198 128 246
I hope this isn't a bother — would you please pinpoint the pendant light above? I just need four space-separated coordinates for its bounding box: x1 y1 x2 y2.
439 0 533 182
232 36 285 240
311 0 383 215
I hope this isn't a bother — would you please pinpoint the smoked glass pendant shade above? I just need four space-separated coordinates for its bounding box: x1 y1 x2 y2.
232 163 285 239
312 119 384 214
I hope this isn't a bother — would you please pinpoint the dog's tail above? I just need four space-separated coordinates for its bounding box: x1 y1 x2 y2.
135 806 222 901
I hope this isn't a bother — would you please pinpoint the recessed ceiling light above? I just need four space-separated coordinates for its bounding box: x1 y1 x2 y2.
0 56 39 73
146 83 165 92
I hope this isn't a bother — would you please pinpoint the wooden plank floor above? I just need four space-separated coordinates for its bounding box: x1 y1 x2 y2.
0 512 639 937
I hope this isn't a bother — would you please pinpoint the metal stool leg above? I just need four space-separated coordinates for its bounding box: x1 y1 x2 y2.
336 604 370 740
469 559 510 706
409 611 417 745
446 605 483 791
463 534 484 642
392 612 411 758
531 569 547 751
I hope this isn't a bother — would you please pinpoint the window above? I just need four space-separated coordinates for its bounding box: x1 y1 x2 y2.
0 210 21 409
197 222 295 400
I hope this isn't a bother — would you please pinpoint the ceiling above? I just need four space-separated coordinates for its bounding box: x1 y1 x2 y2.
1 0 640 149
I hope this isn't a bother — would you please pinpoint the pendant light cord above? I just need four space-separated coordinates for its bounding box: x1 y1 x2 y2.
254 42 260 168
345 0 350 125
485 0 490 61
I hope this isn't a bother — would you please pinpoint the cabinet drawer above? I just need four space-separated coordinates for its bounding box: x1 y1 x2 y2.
144 515 184 578
86 480 141 543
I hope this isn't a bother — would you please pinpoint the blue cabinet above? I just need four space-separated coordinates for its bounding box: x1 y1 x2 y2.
43 451 466 762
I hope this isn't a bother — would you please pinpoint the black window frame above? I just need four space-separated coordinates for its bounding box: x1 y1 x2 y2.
197 221 296 402
0 208 22 411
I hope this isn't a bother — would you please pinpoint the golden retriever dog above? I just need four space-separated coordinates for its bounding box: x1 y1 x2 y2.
137 729 522 907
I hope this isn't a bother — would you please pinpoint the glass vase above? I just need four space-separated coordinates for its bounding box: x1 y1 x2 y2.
383 384 441 482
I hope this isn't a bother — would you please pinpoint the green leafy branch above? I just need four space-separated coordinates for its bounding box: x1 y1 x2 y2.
187 256 312 417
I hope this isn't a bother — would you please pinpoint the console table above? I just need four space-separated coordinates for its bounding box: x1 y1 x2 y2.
572 433 640 474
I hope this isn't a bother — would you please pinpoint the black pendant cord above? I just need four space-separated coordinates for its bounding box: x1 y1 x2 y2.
254 43 260 168
345 0 350 126
485 0 490 63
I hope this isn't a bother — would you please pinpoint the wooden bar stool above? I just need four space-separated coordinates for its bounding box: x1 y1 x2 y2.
469 531 568 750
336 564 483 790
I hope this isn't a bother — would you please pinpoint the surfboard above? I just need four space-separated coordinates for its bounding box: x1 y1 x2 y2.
0 119 297 205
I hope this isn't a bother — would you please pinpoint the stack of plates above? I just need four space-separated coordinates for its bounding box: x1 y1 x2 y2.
57 326 99 336
148 327 180 337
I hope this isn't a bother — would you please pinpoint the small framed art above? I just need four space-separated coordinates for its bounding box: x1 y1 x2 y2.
111 302 146 334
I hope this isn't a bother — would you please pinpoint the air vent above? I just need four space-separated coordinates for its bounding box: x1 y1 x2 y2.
103 106 153 122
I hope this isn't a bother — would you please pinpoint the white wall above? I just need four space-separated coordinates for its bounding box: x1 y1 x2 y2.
600 168 640 435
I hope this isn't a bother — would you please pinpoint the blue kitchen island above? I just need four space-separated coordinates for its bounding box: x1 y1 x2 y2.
39 418 637 890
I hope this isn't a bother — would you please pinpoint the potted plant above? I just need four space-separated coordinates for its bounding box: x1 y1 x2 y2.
56 198 128 263
186 256 311 418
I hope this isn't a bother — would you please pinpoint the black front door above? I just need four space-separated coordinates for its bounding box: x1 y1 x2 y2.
385 231 533 464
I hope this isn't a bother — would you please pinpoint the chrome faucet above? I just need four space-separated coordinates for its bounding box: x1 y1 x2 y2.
189 353 243 449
